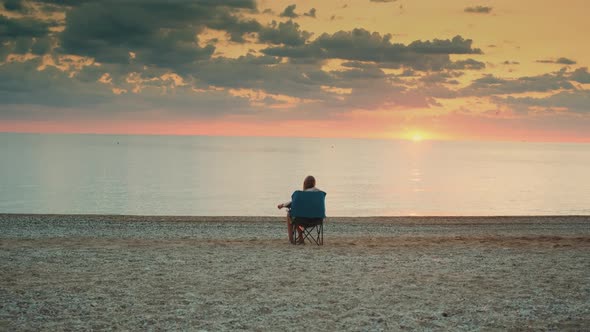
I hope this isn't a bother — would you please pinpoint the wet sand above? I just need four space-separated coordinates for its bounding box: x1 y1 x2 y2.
1 214 589 331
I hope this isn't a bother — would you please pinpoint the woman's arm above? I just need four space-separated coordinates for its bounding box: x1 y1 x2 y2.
277 201 292 209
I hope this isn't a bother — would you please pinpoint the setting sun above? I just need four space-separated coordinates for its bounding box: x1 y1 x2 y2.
403 130 427 142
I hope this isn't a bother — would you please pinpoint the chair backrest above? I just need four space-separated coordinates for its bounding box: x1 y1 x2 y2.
290 190 326 219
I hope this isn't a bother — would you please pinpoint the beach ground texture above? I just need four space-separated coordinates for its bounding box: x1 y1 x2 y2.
1 214 589 331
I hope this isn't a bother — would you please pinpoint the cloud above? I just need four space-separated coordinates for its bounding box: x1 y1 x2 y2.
258 20 312 46
3 0 27 12
0 58 112 109
557 58 576 65
496 90 590 114
3 3 396 116
341 61 380 69
570 67 590 84
0 15 51 40
184 52 442 114
407 36 482 54
444 58 485 70
32 0 101 6
331 66 386 81
262 30 481 71
280 4 298 18
303 8 316 18
0 14 53 55
35 0 257 8
464 6 493 14
61 9 212 65
190 55 333 100
461 71 575 96
58 1 260 67
536 57 577 65
0 58 255 121
420 71 463 85
204 10 261 42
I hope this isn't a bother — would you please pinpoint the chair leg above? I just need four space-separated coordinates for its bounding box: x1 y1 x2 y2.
292 224 305 245
290 224 297 244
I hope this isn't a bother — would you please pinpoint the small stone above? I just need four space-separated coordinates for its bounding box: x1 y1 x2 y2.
442 312 449 317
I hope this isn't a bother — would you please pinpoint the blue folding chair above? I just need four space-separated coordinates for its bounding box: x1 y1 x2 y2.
289 190 326 245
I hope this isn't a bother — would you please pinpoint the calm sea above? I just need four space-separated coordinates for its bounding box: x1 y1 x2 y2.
1 133 589 216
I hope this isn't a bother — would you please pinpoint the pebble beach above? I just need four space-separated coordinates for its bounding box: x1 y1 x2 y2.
1 214 589 331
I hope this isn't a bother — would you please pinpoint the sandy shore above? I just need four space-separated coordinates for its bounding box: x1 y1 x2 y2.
1 214 589 331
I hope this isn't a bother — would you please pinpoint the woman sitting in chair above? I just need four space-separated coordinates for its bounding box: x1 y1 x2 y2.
277 175 322 244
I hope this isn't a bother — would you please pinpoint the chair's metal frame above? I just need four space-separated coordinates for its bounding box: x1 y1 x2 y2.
291 219 324 245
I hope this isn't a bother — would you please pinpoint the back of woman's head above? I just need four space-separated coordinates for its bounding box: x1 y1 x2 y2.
303 175 316 190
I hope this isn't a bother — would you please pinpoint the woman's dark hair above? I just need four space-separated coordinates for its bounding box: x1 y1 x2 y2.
303 175 316 190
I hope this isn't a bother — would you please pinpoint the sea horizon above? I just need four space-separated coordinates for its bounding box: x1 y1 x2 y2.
2 131 589 145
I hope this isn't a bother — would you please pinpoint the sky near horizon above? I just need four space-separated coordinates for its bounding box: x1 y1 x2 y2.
0 0 589 142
